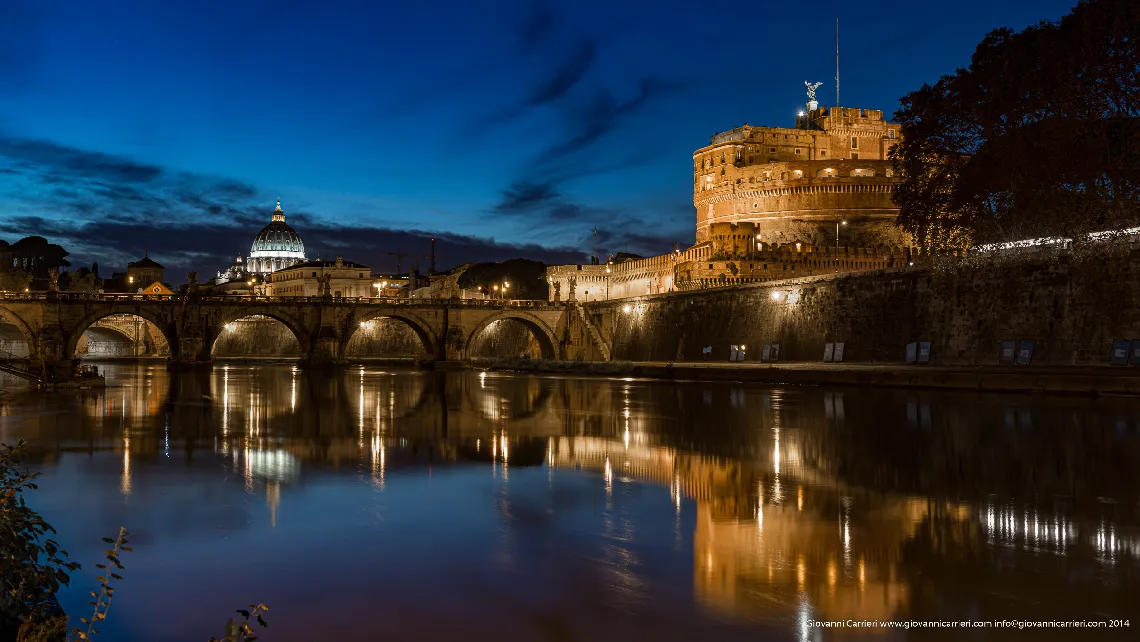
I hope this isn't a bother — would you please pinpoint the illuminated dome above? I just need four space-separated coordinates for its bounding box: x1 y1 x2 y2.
247 199 306 274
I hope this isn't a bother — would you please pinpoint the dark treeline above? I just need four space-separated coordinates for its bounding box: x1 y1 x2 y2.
892 0 1140 253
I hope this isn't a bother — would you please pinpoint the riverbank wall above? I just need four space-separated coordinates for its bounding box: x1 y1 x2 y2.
583 246 1140 368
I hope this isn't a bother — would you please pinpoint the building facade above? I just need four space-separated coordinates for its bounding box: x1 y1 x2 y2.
693 106 905 248
126 254 164 290
547 90 913 301
266 257 371 298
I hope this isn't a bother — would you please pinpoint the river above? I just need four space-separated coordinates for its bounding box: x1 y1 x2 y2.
1 364 1137 641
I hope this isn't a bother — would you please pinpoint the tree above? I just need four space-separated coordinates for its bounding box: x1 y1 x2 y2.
60 268 101 293
8 238 70 280
0 441 80 639
0 271 32 293
892 0 1140 253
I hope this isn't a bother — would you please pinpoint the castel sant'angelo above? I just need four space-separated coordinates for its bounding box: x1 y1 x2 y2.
546 84 915 301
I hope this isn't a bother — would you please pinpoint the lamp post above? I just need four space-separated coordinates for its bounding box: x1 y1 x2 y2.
503 282 510 300
835 219 847 273
605 260 612 300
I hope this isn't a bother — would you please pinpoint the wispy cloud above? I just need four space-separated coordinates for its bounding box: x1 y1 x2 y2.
0 130 587 276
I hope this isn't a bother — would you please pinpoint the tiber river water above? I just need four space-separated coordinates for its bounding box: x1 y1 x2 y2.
1 364 1137 641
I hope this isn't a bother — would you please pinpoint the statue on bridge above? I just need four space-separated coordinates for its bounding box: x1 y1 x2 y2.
48 268 59 292
553 281 561 301
186 271 198 294
317 272 332 297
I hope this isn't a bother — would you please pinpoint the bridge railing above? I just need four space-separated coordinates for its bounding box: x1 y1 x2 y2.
0 291 570 309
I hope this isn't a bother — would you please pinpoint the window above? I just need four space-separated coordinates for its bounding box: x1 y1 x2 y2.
720 152 725 164
795 148 802 155
819 150 827 157
888 129 895 139
851 137 858 149
851 153 859 160
359 272 363 278
312 272 317 277
769 147 776 152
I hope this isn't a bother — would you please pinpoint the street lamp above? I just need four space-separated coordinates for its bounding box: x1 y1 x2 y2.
835 219 847 272
503 282 510 300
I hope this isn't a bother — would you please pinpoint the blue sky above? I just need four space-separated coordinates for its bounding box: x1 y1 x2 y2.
0 0 1080 276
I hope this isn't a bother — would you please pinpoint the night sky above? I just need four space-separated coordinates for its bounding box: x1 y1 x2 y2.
0 0 1078 277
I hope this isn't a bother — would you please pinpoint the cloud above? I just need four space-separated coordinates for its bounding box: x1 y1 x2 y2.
543 77 671 162
491 177 687 259
485 74 685 256
485 38 599 126
0 130 588 277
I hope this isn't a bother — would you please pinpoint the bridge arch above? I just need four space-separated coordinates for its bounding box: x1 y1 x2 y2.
65 308 174 360
465 311 560 361
341 310 437 361
0 306 37 357
207 308 311 359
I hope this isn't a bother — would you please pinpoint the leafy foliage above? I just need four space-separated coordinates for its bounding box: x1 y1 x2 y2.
457 259 549 300
1 441 80 638
4 237 71 280
2 442 270 642
71 528 130 642
0 270 33 293
892 0 1140 254
60 269 101 293
208 604 270 642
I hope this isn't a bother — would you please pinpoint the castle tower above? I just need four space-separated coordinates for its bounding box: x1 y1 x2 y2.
692 87 909 250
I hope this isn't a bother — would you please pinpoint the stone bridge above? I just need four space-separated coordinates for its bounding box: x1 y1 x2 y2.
0 292 609 381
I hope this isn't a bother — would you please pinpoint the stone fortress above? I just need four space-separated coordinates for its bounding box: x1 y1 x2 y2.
547 84 916 301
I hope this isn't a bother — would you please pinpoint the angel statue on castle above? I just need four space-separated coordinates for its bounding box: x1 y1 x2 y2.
805 81 822 102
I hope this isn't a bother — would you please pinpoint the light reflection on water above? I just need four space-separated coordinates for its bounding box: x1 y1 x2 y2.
0 365 1138 641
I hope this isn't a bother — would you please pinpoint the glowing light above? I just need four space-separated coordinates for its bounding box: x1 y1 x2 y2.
622 304 632 313
797 486 803 511
797 110 805 117
225 323 237 332
771 290 782 300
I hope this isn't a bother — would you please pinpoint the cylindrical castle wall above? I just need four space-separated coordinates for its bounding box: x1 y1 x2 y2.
694 160 912 250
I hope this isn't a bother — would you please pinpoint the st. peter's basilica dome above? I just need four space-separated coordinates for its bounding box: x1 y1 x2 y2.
247 199 306 274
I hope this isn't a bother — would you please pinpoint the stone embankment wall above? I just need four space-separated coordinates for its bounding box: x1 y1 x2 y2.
590 247 1140 366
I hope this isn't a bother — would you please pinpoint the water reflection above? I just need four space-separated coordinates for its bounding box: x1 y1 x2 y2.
1 366 1138 640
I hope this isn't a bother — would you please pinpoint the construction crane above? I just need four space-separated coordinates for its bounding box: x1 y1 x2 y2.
386 251 429 274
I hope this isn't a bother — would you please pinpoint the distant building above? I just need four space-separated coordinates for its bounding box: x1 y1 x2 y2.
213 200 307 290
104 253 170 293
372 274 411 298
267 257 371 297
127 254 164 289
248 199 307 275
